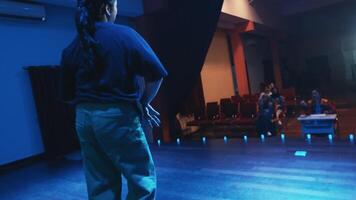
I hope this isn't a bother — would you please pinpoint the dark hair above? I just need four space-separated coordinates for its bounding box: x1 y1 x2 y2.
75 0 115 72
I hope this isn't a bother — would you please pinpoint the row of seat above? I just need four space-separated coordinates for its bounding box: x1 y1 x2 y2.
187 100 258 130
198 90 298 122
186 89 298 134
206 99 258 120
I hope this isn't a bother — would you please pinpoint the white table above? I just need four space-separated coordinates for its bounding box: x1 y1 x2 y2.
297 114 337 137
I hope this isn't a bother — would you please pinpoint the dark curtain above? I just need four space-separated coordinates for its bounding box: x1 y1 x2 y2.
180 75 206 117
26 66 79 159
136 0 223 138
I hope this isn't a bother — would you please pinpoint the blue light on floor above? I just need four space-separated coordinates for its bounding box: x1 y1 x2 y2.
349 134 354 143
202 137 207 144
281 133 285 143
281 133 285 139
295 151 307 157
306 134 312 144
307 134 311 140
176 138 181 145
260 134 265 142
224 136 228 143
328 134 333 144
243 135 248 143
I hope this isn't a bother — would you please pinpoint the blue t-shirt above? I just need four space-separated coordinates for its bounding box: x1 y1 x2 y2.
59 22 168 104
314 104 322 114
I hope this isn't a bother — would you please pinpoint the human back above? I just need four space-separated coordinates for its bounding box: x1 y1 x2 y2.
59 1 167 199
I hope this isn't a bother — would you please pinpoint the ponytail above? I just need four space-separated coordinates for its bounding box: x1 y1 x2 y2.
75 0 99 72
75 0 116 74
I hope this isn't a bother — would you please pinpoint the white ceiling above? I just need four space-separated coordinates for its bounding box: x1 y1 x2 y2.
29 0 144 17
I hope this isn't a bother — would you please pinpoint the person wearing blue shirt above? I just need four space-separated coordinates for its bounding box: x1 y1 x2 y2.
59 0 167 199
309 90 335 114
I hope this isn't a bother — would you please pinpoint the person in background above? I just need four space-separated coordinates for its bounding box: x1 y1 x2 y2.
270 87 285 127
259 83 272 100
300 99 309 115
271 87 284 107
176 113 200 137
257 94 275 136
269 82 276 91
308 90 336 114
59 0 168 199
259 83 267 94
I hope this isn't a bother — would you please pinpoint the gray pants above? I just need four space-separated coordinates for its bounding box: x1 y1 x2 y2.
75 103 156 200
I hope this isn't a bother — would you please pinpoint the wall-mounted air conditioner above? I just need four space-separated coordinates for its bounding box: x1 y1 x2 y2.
0 0 46 21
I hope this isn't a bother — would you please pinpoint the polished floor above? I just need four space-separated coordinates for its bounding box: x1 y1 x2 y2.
0 136 356 200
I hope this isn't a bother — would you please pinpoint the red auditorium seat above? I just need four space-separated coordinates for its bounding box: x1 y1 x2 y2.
220 98 238 119
206 102 220 120
231 95 243 104
281 87 298 116
281 88 297 101
239 101 258 119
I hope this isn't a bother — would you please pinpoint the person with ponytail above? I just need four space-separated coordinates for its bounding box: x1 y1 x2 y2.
59 0 167 199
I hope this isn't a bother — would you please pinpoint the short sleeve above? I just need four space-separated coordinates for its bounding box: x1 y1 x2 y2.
129 29 168 81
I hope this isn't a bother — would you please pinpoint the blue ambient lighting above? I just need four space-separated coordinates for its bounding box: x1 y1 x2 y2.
157 139 161 146
224 136 228 143
176 138 181 145
295 151 307 157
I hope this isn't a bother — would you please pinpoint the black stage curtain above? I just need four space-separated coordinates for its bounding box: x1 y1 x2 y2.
136 0 223 137
26 66 79 159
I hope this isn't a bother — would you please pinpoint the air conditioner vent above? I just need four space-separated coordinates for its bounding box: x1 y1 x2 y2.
0 1 46 21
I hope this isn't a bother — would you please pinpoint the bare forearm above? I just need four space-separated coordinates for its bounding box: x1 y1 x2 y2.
140 78 163 105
